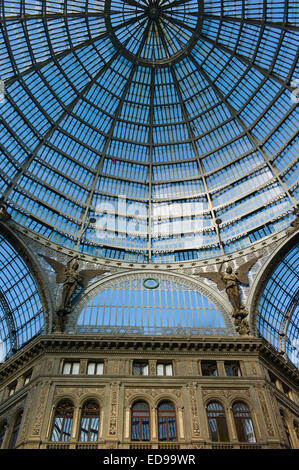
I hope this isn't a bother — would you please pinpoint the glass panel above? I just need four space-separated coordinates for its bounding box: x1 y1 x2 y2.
87 363 95 375
95 363 104 375
256 243 299 365
63 363 71 375
0 0 297 264
77 279 232 336
72 363 80 375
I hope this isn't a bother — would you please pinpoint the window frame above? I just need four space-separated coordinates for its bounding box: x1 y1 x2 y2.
224 361 242 377
50 401 74 443
232 402 256 444
132 361 149 376
7 412 23 449
78 401 100 443
131 401 151 441
206 401 230 443
201 360 218 376
62 361 80 375
87 361 104 375
157 401 177 442
156 362 173 376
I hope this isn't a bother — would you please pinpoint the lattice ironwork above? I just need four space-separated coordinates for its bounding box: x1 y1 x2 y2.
0 0 298 265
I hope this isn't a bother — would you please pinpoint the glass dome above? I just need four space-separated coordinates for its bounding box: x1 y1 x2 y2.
0 233 44 359
0 0 298 265
256 242 299 365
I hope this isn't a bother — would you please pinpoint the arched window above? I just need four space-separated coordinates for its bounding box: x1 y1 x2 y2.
256 242 299 365
158 402 177 441
0 421 7 449
50 401 74 442
131 401 150 441
206 402 229 442
79 400 100 442
232 402 256 443
0 233 44 358
8 412 23 449
77 278 233 337
280 410 292 448
294 421 299 440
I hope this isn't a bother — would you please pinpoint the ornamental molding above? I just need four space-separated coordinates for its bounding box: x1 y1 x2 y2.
186 382 200 437
257 390 275 437
54 386 105 404
109 382 120 436
31 382 49 436
125 387 183 408
202 388 251 401
0 336 297 386
9 220 286 275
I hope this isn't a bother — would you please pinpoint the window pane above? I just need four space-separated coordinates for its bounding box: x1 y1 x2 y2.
96 363 104 375
72 363 80 375
131 418 140 441
63 363 71 374
87 363 95 375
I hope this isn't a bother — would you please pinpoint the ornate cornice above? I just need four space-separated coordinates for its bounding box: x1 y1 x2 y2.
0 334 298 383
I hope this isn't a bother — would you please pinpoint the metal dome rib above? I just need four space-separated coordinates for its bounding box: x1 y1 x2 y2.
0 0 298 264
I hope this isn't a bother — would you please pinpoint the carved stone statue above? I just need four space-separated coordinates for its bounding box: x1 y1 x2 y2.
40 255 108 332
0 199 11 221
196 256 261 335
286 206 299 236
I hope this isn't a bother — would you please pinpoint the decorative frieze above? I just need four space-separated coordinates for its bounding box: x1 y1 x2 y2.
113 360 120 374
32 382 50 436
258 390 275 437
109 383 120 436
125 387 183 406
54 386 105 401
187 383 200 437
202 388 250 400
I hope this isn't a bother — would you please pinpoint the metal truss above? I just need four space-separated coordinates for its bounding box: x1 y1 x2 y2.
0 0 298 264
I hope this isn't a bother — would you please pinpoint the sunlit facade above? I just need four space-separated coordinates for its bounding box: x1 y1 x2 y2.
0 0 298 450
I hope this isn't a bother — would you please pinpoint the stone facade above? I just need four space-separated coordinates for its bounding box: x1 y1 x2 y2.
0 336 298 450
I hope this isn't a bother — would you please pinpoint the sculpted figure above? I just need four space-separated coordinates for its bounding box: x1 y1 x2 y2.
0 199 11 221
286 206 299 236
196 256 261 335
40 254 107 331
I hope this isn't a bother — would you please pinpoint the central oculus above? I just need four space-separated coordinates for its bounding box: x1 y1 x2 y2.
105 0 204 68
147 6 161 20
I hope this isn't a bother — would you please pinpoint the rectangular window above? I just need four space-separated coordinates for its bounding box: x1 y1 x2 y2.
201 361 218 376
224 361 241 377
62 361 80 375
156 363 173 376
24 371 32 386
87 362 104 375
132 361 149 376
8 382 17 396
